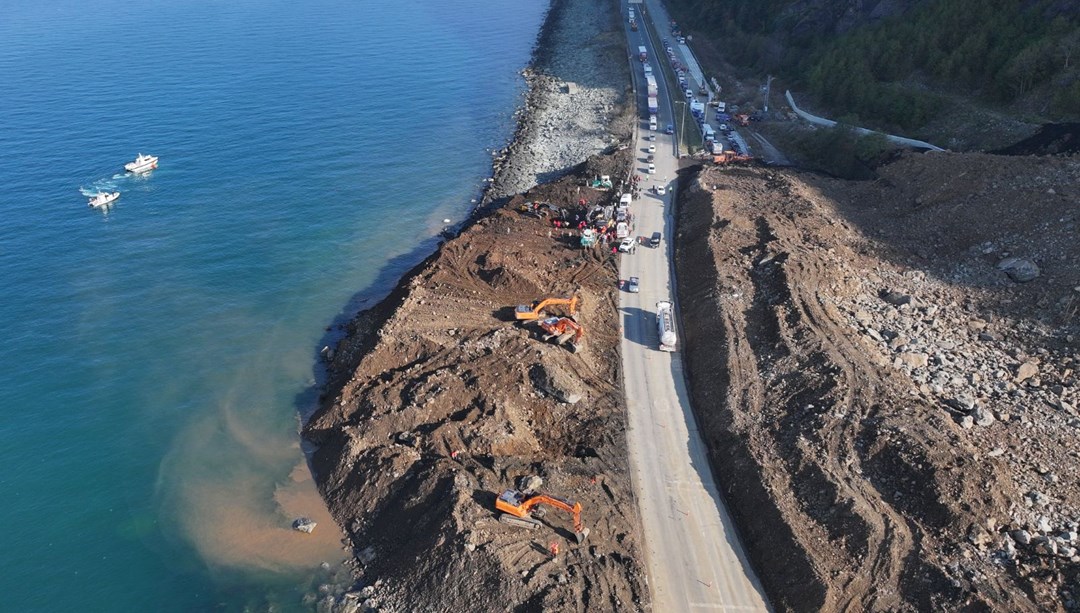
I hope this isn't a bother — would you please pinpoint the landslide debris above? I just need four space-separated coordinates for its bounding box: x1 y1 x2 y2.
304 161 647 612
676 151 1079 611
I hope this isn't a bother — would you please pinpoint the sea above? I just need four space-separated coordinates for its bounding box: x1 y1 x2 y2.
0 0 548 610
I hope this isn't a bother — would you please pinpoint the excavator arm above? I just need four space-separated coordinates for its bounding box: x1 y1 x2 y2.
514 296 579 321
521 495 585 537
495 489 590 544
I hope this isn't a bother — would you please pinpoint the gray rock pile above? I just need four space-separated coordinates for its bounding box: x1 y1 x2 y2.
835 263 1079 579
487 0 628 200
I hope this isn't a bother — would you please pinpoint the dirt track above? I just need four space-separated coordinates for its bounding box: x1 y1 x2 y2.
675 152 1080 611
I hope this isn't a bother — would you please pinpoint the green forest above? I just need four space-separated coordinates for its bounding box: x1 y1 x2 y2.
667 0 1080 130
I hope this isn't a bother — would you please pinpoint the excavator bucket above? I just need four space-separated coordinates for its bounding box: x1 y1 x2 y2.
574 528 590 544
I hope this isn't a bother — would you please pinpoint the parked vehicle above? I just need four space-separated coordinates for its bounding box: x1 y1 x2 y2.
656 301 677 351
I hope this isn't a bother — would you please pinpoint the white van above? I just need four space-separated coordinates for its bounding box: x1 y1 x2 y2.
702 125 715 142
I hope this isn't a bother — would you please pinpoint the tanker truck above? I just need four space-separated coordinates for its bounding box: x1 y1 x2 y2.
656 301 677 351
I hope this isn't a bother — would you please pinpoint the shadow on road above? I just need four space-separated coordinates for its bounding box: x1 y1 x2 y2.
621 306 655 349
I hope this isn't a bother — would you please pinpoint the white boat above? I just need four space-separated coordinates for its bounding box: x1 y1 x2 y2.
124 153 158 173
87 191 120 208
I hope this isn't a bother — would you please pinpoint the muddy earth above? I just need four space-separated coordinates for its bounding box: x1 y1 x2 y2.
304 151 652 613
676 151 1079 611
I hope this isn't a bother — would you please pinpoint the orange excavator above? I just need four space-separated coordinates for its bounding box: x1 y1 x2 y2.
734 113 751 127
538 317 584 352
712 151 754 166
495 489 590 544
514 296 579 321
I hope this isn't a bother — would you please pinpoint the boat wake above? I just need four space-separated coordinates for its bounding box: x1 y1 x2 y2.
80 172 130 194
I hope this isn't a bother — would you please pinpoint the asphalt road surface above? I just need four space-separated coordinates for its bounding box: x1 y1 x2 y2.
619 2 770 610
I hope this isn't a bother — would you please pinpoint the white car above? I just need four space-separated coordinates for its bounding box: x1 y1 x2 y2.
647 163 655 173
647 144 656 154
627 276 640 293
655 184 666 195
618 237 636 253
647 134 656 141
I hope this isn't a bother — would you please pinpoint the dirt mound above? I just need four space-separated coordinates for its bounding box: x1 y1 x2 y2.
304 164 647 612
675 152 1079 611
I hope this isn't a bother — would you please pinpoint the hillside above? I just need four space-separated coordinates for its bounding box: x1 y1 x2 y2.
674 151 1079 610
666 0 1080 146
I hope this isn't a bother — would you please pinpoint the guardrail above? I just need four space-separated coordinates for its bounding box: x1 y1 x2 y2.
785 90 945 152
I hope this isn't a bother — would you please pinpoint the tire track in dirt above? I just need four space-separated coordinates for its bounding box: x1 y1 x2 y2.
675 164 1042 612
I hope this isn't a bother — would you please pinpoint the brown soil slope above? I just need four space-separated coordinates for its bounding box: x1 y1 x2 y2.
304 161 648 612
675 152 1079 611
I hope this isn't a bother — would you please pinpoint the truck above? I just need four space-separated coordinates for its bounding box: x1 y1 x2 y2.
647 96 658 115
656 301 677 351
645 75 658 97
638 46 647 62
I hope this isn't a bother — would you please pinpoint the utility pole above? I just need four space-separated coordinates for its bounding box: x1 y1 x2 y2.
763 74 774 114
675 100 686 155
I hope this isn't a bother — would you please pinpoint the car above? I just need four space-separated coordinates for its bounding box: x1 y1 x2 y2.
665 124 673 134
647 163 656 173
647 154 654 163
618 237 636 253
655 184 666 195
627 276 640 293
648 144 656 154
647 133 657 141
650 232 662 247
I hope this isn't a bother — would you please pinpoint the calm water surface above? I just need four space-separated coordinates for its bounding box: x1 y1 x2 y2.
0 0 547 609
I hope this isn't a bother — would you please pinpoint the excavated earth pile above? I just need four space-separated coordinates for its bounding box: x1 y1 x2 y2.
304 162 647 612
675 152 1079 611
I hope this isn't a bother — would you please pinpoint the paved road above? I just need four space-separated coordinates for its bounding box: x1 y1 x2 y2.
620 3 770 611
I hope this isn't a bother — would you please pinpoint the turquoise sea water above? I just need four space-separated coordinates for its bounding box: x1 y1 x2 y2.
0 0 547 609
